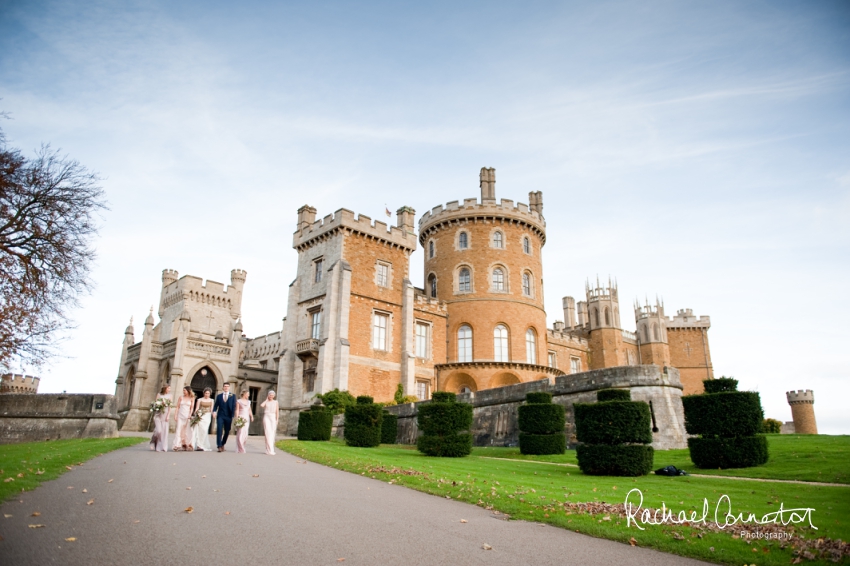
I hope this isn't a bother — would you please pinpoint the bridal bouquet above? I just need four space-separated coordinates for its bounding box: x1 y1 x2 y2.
189 409 206 428
234 416 248 430
149 397 173 414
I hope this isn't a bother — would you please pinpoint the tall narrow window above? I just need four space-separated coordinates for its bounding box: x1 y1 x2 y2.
570 357 581 374
523 237 531 254
604 308 611 326
311 311 321 339
459 268 471 292
594 308 600 327
314 258 323 283
372 313 388 351
522 273 531 296
416 381 429 400
428 274 437 298
652 323 659 341
525 328 537 364
643 325 649 341
429 240 435 258
493 231 503 248
458 232 468 249
493 324 509 362
492 268 505 291
415 322 429 359
376 263 389 287
548 351 556 368
457 325 473 362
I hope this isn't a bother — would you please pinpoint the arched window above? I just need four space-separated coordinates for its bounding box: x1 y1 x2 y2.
593 308 600 327
429 240 435 258
459 268 471 292
652 323 659 341
492 268 505 291
522 272 532 296
458 325 473 362
604 308 611 326
493 325 509 362
523 237 531 254
525 328 537 364
458 232 468 249
493 231 503 248
428 274 437 298
643 325 649 341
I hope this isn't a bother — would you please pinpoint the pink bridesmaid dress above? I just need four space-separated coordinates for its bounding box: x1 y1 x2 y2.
172 397 192 450
150 394 170 452
235 399 250 454
262 400 278 455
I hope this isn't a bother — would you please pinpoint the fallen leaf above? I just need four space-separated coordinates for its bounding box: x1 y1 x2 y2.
16 473 23 478
3 514 12 518
82 489 87 493
87 499 94 506
35 470 44 475
629 537 638 547
201 475 206 478
67 486 73 490
65 466 73 471
337 559 345 562
482 544 492 550
3 478 13 483
602 515 611 521
31 512 41 517
224 512 230 515
28 524 45 529
133 520 140 524
184 507 194 514
460 519 468 523
186 487 191 490
252 475 259 478
65 537 76 542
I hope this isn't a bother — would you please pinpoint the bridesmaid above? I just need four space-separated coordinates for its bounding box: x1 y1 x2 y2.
150 384 172 452
192 388 214 452
172 386 194 451
260 390 279 455
234 389 253 454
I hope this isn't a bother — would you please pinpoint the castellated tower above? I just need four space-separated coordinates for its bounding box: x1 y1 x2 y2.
0 374 41 394
634 298 671 369
585 278 624 369
417 167 558 393
786 390 818 434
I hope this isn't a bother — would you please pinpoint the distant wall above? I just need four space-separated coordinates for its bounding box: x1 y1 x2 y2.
337 365 688 450
0 394 119 444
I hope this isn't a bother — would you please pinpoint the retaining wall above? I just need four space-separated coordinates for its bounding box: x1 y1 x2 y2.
0 394 120 444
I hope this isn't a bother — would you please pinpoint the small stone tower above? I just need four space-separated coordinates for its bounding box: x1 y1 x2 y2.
635 298 670 368
586 277 623 369
0 374 40 394
786 390 817 434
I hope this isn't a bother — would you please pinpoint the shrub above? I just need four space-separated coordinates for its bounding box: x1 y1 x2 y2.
519 432 566 455
296 405 333 441
416 392 473 457
518 391 565 455
575 444 654 476
574 401 652 445
356 395 374 405
525 391 553 404
596 389 631 402
687 436 769 468
703 376 738 394
315 389 356 415
381 412 398 444
344 399 383 447
762 418 782 434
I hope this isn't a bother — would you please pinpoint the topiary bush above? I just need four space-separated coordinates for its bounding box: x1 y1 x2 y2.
381 411 398 444
762 418 782 434
416 391 473 457
683 378 768 469
344 396 383 447
574 389 654 476
297 404 333 441
315 389 356 415
518 391 565 455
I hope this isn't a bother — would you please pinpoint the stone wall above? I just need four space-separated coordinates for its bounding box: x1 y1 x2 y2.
0 394 120 444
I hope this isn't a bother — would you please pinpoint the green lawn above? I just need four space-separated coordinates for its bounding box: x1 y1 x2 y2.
0 437 146 502
279 437 850 566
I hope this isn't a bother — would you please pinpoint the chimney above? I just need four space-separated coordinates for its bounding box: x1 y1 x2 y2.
562 296 576 329
577 301 588 327
480 167 496 202
297 205 317 231
396 206 416 233
529 191 543 214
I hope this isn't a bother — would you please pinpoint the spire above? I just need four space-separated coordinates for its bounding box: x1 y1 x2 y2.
145 306 155 326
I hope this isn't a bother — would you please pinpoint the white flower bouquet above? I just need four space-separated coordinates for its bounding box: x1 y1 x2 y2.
234 416 248 430
149 397 173 414
189 409 206 428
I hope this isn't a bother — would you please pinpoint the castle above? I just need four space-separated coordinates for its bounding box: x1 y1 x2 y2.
1 374 40 394
114 168 713 435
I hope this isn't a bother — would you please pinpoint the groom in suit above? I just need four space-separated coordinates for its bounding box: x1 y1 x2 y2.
212 383 236 452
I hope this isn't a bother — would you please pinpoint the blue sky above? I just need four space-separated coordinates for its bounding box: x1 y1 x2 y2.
1 0 848 432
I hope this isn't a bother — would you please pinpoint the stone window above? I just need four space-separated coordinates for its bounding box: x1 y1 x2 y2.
376 262 390 288
594 308 600 327
548 351 557 368
493 231 503 248
249 386 260 414
523 236 531 255
492 268 505 292
458 231 469 250
522 272 532 297
525 328 537 364
310 310 321 340
415 322 430 359
652 323 659 341
458 268 471 293
604 308 611 326
314 258 323 283
457 324 473 362
493 324 509 362
570 357 581 374
372 312 389 351
428 274 437 298
429 240 435 258
416 380 430 401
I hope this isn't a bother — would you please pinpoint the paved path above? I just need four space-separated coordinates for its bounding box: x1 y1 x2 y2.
0 438 707 566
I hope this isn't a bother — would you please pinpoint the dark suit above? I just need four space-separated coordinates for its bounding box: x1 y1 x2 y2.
213 392 236 448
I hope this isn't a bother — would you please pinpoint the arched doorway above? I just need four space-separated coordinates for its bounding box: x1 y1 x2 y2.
190 367 217 433
442 372 478 394
125 367 136 409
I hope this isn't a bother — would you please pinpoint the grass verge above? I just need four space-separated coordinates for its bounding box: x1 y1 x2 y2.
0 437 146 502
279 438 850 565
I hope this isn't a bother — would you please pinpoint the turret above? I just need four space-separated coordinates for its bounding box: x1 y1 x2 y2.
634 297 670 368
585 277 623 369
786 390 817 434
158 269 179 317
230 269 247 320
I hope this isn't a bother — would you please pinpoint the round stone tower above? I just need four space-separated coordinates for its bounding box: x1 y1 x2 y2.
786 390 817 434
418 168 560 393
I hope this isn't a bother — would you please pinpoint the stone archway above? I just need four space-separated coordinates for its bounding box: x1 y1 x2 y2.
125 366 136 409
442 372 478 394
190 366 218 400
490 371 521 388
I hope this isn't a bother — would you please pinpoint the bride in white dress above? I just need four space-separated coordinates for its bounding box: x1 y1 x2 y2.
191 388 214 451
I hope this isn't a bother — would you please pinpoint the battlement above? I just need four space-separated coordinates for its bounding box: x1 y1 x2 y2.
546 327 589 347
586 277 618 302
413 288 448 313
161 269 179 286
159 271 244 317
293 207 418 252
231 269 247 282
635 299 665 320
244 331 283 360
666 308 710 329
786 390 815 404
417 197 546 245
0 374 40 394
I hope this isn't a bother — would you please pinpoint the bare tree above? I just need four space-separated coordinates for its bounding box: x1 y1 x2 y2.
0 124 106 370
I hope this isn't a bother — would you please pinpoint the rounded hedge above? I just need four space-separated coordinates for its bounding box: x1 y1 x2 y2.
574 401 653 446
576 444 654 476
356 395 374 405
519 432 566 455
596 389 631 402
518 404 565 435
431 391 456 403
416 433 473 457
525 391 553 404
687 436 769 468
296 406 332 441
344 401 383 447
703 377 738 394
416 392 473 457
682 391 764 438
381 412 398 444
